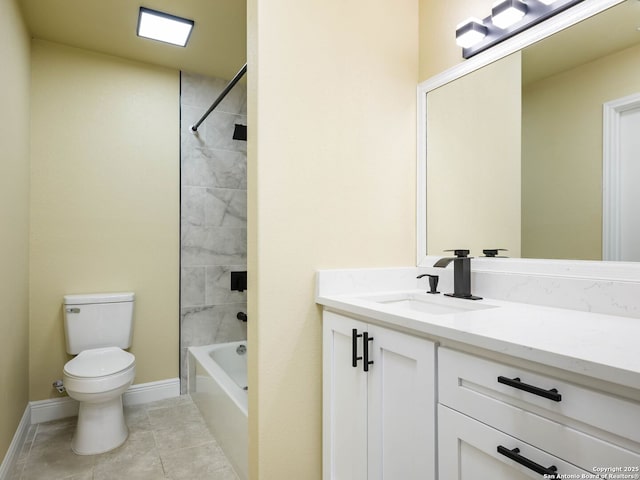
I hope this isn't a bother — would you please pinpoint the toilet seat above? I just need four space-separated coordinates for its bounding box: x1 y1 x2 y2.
63 347 136 395
64 347 135 378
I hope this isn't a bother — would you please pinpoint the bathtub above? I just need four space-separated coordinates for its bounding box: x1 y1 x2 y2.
188 342 248 480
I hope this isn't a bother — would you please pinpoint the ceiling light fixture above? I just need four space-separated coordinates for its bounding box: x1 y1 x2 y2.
491 0 528 29
456 18 489 48
455 0 585 59
137 7 194 47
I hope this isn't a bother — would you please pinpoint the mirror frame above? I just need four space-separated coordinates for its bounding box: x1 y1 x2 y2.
415 0 640 280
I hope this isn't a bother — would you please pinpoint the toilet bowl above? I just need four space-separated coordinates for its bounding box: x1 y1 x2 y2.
63 346 136 455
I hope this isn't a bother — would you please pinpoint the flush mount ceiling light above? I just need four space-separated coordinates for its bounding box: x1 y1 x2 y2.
137 7 194 47
456 0 585 59
491 0 528 29
456 18 489 48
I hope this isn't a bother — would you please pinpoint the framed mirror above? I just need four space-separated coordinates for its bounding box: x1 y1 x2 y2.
417 0 640 268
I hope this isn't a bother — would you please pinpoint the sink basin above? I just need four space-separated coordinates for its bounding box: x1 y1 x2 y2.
359 293 497 316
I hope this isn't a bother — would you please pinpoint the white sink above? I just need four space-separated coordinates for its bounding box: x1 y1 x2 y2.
359 293 497 316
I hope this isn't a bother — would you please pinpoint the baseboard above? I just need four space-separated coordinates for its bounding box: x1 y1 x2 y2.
0 405 31 480
123 377 180 406
29 396 79 425
29 377 181 425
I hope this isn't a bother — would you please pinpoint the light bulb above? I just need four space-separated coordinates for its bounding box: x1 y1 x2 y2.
491 0 527 29
456 18 488 48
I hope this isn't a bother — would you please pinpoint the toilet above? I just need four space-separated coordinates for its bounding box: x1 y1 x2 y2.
62 292 136 455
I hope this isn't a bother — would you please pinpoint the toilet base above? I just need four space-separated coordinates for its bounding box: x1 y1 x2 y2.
72 394 128 455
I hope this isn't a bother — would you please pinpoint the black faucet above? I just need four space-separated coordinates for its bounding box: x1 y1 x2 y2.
433 249 482 300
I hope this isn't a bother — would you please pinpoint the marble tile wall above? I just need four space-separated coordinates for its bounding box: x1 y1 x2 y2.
180 71 247 392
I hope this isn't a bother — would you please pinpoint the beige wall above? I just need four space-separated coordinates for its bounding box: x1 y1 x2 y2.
426 53 521 257
522 43 640 260
247 0 418 477
0 0 31 461
29 40 180 401
419 0 492 81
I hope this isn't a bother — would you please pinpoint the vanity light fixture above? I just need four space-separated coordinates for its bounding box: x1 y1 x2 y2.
137 7 194 47
456 18 489 48
457 0 585 59
491 0 528 29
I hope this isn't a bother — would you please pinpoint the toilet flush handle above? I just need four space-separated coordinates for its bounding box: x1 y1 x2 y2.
66 308 80 314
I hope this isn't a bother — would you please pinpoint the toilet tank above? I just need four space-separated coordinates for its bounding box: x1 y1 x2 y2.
63 292 135 354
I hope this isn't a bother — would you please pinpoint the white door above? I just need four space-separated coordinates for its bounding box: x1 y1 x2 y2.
603 94 640 261
619 106 640 261
322 312 368 480
367 326 436 480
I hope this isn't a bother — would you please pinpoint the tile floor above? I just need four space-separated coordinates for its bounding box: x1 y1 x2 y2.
9 395 240 480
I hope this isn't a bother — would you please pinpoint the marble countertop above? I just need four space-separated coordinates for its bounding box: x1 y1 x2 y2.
317 285 640 389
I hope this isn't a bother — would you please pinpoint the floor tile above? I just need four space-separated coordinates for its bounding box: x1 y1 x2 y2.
59 473 93 480
13 394 240 480
93 452 166 480
124 404 153 433
152 419 215 454
147 402 204 429
7 460 24 480
94 430 157 467
21 419 96 480
17 424 37 463
160 442 239 480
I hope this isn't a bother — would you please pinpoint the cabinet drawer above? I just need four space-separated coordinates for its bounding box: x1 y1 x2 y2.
439 405 594 479
439 348 640 447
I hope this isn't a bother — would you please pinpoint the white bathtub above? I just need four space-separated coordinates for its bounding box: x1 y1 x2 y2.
188 342 248 480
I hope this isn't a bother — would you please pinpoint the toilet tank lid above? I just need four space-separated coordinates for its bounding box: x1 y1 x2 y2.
64 292 135 305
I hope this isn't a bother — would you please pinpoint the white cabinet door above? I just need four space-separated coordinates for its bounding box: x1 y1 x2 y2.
323 312 368 480
323 312 436 480
367 324 436 480
438 405 592 479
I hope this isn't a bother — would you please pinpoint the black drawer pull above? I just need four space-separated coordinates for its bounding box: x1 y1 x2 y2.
363 332 374 372
497 376 562 402
497 446 558 478
351 329 362 367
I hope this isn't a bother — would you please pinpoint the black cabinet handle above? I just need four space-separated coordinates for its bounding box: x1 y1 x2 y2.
497 376 562 402
363 332 374 372
497 446 558 478
351 329 363 367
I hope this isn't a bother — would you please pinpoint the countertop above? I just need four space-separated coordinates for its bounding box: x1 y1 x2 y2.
317 289 640 390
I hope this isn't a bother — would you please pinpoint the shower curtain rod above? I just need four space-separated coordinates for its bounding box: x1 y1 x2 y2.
190 63 247 133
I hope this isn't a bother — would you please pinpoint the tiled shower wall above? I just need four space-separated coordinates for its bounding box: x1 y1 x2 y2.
180 71 247 391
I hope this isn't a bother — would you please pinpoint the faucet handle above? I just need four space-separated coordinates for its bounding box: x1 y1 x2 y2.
443 249 470 258
483 248 508 257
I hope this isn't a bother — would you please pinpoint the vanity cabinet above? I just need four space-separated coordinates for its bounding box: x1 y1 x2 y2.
322 311 436 480
438 348 640 478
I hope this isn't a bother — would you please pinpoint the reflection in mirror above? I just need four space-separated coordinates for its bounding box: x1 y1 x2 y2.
426 0 640 261
426 53 522 257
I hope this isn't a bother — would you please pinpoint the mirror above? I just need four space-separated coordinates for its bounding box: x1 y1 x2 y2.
424 0 640 262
